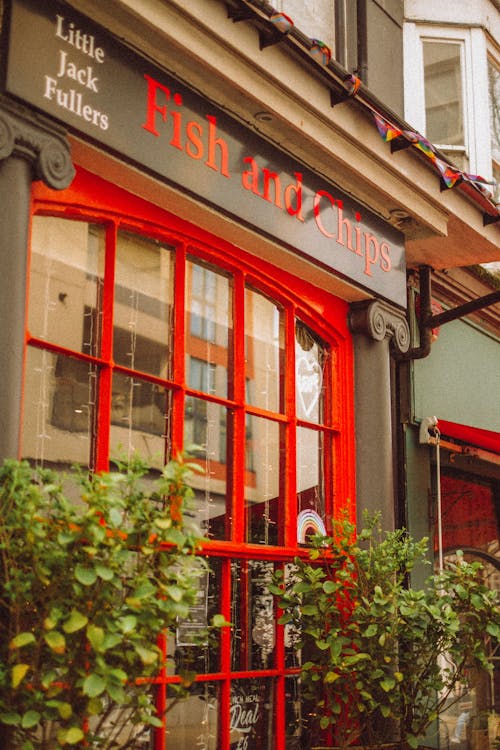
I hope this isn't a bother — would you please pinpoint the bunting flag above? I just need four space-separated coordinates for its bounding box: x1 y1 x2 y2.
309 39 331 66
434 157 463 189
373 112 403 142
270 12 294 34
462 172 497 186
344 74 361 97
409 132 437 162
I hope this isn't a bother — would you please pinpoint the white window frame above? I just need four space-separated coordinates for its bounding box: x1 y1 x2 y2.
404 23 492 178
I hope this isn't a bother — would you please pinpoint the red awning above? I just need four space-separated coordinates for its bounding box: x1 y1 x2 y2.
438 420 500 455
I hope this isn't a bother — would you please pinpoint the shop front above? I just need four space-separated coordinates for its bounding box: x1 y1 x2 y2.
0 0 419 747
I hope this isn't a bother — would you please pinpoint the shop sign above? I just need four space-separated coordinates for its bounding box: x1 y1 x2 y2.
5 0 407 307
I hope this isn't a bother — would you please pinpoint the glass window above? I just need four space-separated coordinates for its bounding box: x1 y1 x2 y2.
29 217 105 354
245 416 282 545
488 58 500 201
245 288 283 413
22 347 98 469
114 230 174 379
423 40 465 150
25 170 350 749
186 260 231 399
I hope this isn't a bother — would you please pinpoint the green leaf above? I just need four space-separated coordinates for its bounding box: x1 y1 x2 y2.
212 614 229 628
320 716 330 730
118 615 137 634
95 563 114 581
380 677 396 692
166 584 184 602
63 610 89 634
131 582 156 600
21 711 41 729
57 726 85 745
301 605 318 616
0 711 21 725
86 625 105 652
154 517 171 530
322 579 337 594
44 631 66 654
324 671 340 683
135 645 159 666
10 632 36 649
57 702 73 720
12 664 30 688
83 673 106 698
75 564 97 586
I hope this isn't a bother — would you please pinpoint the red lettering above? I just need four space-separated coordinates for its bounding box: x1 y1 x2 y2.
364 233 379 276
142 74 170 136
313 190 336 238
205 115 230 177
170 101 183 150
186 120 204 160
337 204 357 252
380 242 392 272
241 157 260 194
284 172 304 221
262 169 282 207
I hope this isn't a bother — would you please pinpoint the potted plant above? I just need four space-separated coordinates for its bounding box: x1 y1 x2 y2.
0 455 226 749
271 512 499 750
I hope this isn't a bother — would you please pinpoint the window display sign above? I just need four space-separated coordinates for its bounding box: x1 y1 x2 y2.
5 0 407 307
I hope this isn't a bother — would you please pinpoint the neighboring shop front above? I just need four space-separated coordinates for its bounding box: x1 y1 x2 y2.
406 276 500 750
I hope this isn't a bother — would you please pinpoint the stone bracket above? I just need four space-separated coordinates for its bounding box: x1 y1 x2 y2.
348 299 410 354
0 96 75 190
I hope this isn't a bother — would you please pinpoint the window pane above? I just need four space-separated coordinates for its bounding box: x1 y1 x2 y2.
169 559 222 675
184 398 228 540
296 427 326 539
245 416 282 545
231 560 276 672
423 41 464 147
488 59 500 202
245 288 283 413
29 217 105 355
88 709 152 748
295 320 327 424
22 347 97 469
230 678 274 750
114 231 174 378
167 682 219 749
109 373 171 469
186 261 231 399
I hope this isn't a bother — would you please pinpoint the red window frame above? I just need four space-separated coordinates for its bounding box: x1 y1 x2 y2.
26 165 356 749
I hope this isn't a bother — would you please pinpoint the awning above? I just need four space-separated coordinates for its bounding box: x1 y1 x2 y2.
438 420 500 455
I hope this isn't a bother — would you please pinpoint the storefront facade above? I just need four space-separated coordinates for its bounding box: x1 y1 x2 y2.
1 0 499 748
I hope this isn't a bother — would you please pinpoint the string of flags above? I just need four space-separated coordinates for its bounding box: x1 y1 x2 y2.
372 112 497 194
231 1 499 222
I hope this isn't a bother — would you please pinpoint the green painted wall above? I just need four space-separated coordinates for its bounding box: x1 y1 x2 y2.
412 317 500 431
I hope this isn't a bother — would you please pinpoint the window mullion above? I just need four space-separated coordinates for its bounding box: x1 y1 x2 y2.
283 304 297 548
171 242 187 456
230 270 246 543
95 221 117 472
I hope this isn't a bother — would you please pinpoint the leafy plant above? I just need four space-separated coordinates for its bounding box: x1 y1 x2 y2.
271 512 499 749
0 455 225 749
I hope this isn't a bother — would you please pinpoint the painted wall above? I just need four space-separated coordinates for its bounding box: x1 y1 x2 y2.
413 317 500 432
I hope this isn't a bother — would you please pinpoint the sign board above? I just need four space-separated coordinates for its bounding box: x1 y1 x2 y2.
5 0 407 306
